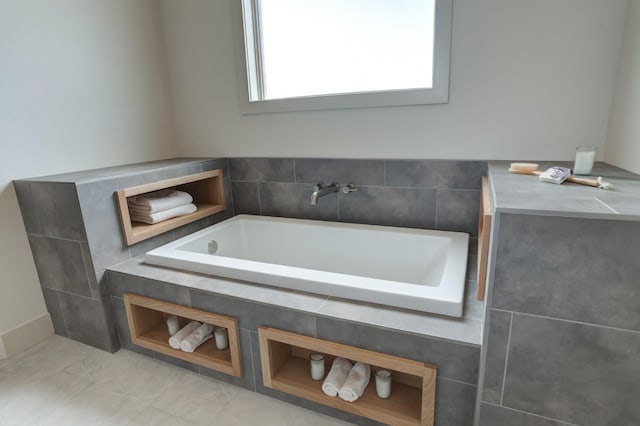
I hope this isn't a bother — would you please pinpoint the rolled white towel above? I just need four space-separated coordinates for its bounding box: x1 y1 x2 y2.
338 362 371 402
129 203 197 224
322 357 352 397
180 323 214 352
128 189 193 213
168 321 201 349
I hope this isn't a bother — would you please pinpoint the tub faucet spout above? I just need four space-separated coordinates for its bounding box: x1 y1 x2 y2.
310 182 339 205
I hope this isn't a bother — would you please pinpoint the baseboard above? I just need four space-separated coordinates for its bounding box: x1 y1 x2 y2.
0 313 53 358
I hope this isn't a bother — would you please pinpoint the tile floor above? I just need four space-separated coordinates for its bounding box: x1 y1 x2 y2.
0 336 353 426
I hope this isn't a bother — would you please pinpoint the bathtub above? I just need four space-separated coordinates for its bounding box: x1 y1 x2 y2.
145 215 469 317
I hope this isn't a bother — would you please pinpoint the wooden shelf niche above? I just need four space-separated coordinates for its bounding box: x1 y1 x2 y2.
115 169 226 246
477 176 492 301
258 327 437 426
124 293 242 377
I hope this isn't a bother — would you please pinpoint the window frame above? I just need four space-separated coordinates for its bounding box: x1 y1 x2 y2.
233 0 452 114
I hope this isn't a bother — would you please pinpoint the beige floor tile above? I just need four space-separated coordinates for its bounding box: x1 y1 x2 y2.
128 406 204 426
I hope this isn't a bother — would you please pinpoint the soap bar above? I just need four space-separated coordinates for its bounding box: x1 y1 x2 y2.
538 167 571 184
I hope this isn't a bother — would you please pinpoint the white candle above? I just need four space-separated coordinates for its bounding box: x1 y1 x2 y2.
213 327 228 350
309 353 325 381
573 146 596 175
166 316 180 336
375 369 392 399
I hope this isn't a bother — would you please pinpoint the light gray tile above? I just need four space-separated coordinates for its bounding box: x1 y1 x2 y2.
481 310 511 404
199 328 255 390
493 214 640 331
463 281 483 321
466 254 477 283
107 271 192 306
436 189 480 236
107 257 204 287
316 317 480 384
494 191 614 215
189 290 317 337
57 292 113 352
339 187 436 229
201 158 229 177
129 230 176 258
30 182 86 240
386 160 487 190
294 159 384 186
260 182 338 222
434 378 477 426
479 403 567 426
172 216 212 240
76 178 130 271
232 181 261 215
502 314 640 425
229 158 294 182
28 235 92 297
116 170 166 189
152 351 199 374
41 288 66 337
162 163 203 180
111 296 155 357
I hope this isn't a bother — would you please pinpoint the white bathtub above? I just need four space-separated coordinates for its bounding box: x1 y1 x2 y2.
145 215 469 317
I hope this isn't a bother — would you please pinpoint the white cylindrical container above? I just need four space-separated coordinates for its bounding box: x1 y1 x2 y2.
309 353 325 381
166 316 180 336
213 327 228 350
573 146 596 175
375 369 392 399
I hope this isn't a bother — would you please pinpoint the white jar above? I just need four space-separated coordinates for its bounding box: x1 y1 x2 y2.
166 316 180 336
573 146 596 175
213 327 228 350
309 353 325 381
375 369 392 399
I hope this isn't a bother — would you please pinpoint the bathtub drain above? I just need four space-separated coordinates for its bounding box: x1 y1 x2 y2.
208 240 218 254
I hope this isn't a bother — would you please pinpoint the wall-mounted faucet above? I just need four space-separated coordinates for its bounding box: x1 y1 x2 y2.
310 182 340 205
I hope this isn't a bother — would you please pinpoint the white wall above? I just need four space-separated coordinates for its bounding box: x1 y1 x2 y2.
606 0 640 174
159 0 627 161
0 0 176 357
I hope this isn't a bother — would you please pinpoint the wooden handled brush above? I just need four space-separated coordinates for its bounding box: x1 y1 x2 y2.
509 163 613 189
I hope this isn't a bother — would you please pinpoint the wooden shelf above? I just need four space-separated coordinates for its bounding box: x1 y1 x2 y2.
115 170 226 246
124 293 242 377
477 176 492 300
258 327 437 426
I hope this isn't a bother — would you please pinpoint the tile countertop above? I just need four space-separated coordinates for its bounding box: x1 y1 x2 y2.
108 257 483 347
488 161 640 220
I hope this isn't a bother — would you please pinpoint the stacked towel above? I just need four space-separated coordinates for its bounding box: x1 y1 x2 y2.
180 323 214 352
127 190 196 224
168 321 201 349
322 358 353 397
338 362 371 402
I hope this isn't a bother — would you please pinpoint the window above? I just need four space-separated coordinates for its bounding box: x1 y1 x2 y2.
234 0 452 113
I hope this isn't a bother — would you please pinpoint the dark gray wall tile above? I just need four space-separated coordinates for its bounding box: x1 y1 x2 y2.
107 271 191 306
111 296 155 357
162 162 203 180
200 328 255 390
57 291 113 352
294 159 384 186
172 216 212 240
28 235 92 297
189 290 316 337
463 281 483 321
229 158 294 182
339 187 436 229
481 310 511 404
153 351 200 373
260 182 338 222
434 378 477 426
231 181 261 215
30 182 86 240
386 160 487 190
502 314 640 425
76 178 130 271
41 288 66 336
13 181 41 234
129 230 176 258
316 317 479 384
479 403 566 426
436 190 480 236
493 215 640 331
201 158 229 177
116 170 166 188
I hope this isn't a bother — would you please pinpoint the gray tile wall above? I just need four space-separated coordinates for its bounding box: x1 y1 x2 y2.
229 158 487 236
107 270 480 426
14 158 232 353
478 213 640 426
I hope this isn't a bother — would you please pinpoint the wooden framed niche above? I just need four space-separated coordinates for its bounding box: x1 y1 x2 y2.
477 176 492 300
115 169 226 246
258 327 437 426
123 293 242 377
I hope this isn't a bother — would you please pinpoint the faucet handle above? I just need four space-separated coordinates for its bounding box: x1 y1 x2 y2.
342 183 358 194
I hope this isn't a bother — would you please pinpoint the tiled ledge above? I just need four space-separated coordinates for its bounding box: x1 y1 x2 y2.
107 256 483 346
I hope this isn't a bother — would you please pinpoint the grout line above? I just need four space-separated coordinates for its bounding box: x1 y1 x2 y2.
256 182 263 215
248 331 258 391
490 308 640 335
383 161 387 186
292 159 297 184
593 196 619 214
499 312 513 405
437 376 479 387
434 189 440 230
26 232 87 244
481 402 580 426
314 297 330 313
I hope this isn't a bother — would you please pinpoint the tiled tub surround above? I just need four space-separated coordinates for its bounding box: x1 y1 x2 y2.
477 162 640 426
229 158 487 236
106 256 483 426
14 158 233 352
